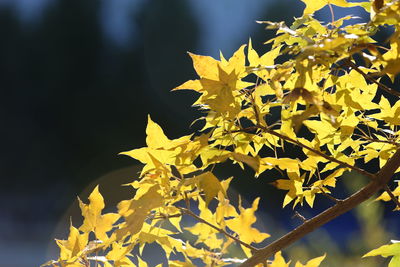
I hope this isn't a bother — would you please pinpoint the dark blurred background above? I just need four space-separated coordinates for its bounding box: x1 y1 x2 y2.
0 0 397 266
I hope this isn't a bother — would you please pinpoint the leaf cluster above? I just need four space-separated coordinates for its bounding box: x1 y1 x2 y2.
45 0 400 266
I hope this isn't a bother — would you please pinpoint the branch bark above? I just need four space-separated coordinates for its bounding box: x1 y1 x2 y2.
239 148 400 267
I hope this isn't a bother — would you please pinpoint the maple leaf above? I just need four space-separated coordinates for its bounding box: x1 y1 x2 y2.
79 186 119 241
117 185 164 239
363 242 400 267
106 242 135 266
299 0 363 15
173 45 252 118
225 197 270 256
370 96 400 126
196 171 226 206
274 172 306 208
120 115 195 175
184 198 225 250
56 224 89 263
295 254 326 267
267 251 290 267
47 1 400 266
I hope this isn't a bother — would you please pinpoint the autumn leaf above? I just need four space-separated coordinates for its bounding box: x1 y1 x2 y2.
56 224 89 263
197 172 225 206
225 197 270 256
79 186 119 241
299 0 364 15
364 243 400 267
295 254 326 267
117 185 164 239
120 115 194 175
173 45 252 118
268 251 290 267
274 172 306 208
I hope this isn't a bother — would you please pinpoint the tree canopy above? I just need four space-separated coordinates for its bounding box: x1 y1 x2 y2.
44 0 400 266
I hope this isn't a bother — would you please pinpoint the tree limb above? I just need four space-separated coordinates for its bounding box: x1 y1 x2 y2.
344 59 400 98
239 148 400 267
257 125 376 179
178 207 258 252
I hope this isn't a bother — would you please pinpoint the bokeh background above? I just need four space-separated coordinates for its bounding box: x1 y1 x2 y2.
0 0 398 266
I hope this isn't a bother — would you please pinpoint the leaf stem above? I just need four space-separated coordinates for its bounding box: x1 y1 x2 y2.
328 4 335 26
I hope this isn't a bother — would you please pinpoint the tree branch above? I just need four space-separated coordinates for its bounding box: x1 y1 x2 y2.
255 125 376 179
239 148 400 266
228 125 375 179
383 184 400 210
344 59 400 98
178 207 258 252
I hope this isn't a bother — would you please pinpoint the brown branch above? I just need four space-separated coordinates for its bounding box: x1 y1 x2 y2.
354 134 400 147
152 213 182 220
292 211 307 223
318 186 343 204
344 59 400 98
239 148 400 266
178 207 258 252
255 125 376 179
383 184 400 209
227 125 375 179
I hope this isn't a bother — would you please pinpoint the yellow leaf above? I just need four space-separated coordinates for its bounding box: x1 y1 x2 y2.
196 172 225 206
383 38 400 79
231 152 261 173
370 96 400 125
169 260 196 267
117 185 164 238
188 52 220 80
268 251 290 267
106 242 135 266
262 157 301 175
300 0 360 15
225 198 270 256
295 254 326 267
79 186 119 241
56 224 89 262
145 115 171 149
363 242 400 267
173 79 203 92
274 172 306 208
137 256 148 267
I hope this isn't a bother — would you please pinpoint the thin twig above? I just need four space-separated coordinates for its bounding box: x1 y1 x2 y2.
383 184 400 209
292 211 307 223
179 207 258 252
318 186 343 204
328 4 335 25
226 125 375 179
152 213 182 220
345 59 400 98
242 125 377 180
354 134 400 147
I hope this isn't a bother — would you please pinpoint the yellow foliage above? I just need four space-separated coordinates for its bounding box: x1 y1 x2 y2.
47 1 400 266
